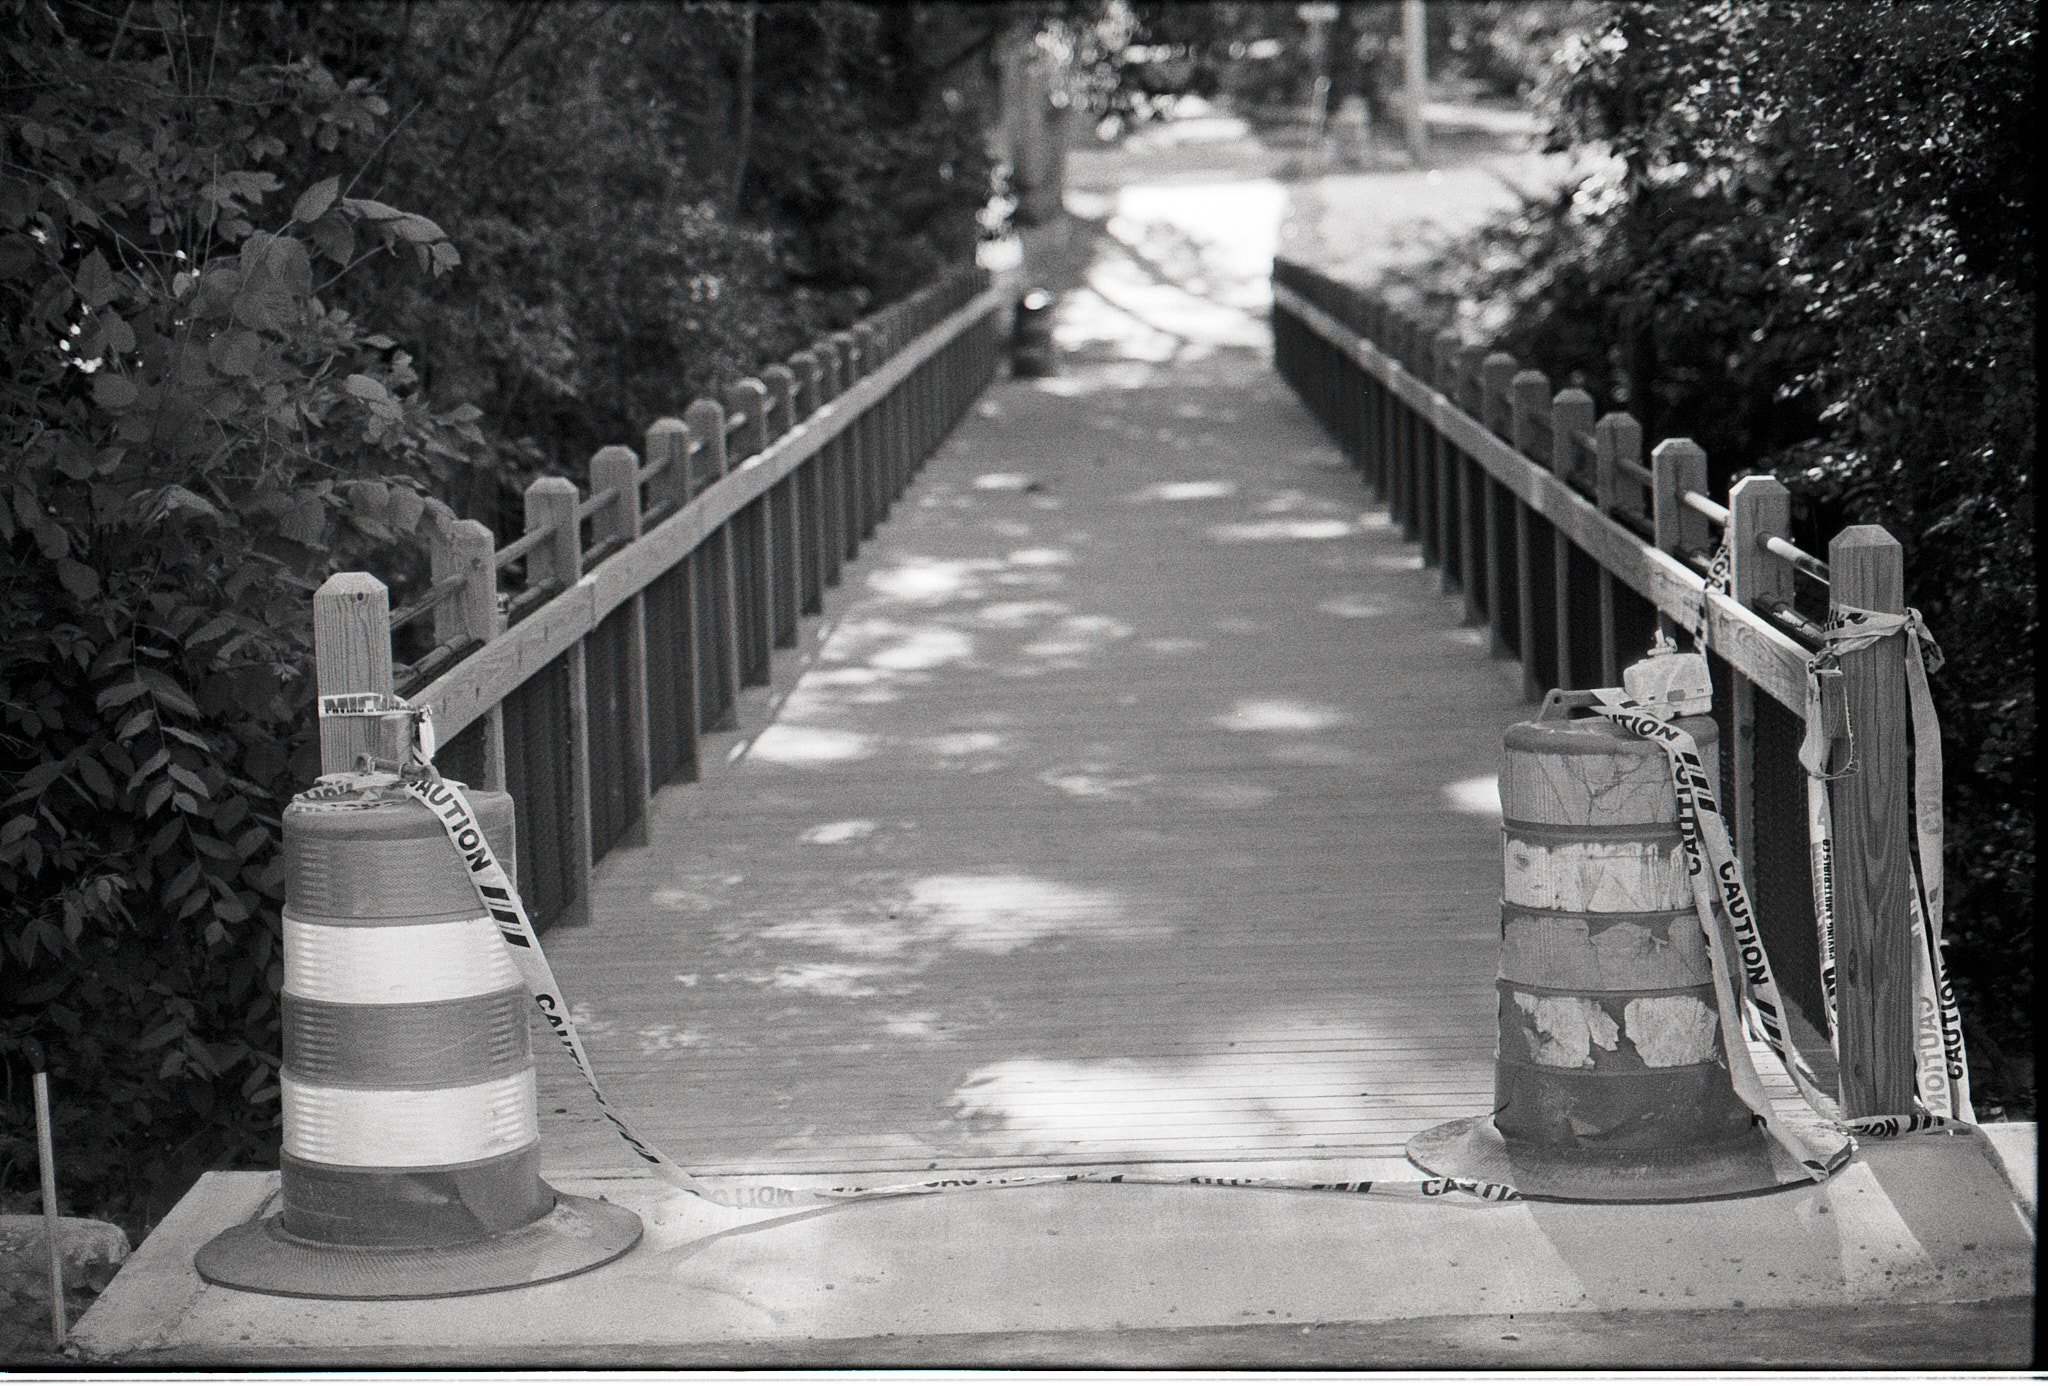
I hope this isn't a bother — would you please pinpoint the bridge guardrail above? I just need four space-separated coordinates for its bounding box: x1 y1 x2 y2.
313 266 1003 932
1272 258 1930 1119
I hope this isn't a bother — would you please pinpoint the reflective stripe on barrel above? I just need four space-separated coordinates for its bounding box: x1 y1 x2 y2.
1493 714 1753 1150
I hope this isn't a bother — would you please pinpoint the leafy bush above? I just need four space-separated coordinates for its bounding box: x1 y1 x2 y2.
3 0 996 1233
1389 0 2035 1111
1 1 477 1228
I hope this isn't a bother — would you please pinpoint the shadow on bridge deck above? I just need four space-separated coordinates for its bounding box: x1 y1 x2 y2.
533 193 1531 1185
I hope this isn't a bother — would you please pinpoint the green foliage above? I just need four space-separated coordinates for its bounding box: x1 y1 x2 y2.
1 0 479 1227
1393 0 2036 1109
2 0 996 1232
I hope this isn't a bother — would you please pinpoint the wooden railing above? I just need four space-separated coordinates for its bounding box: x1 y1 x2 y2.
313 266 1003 931
1273 258 1927 1118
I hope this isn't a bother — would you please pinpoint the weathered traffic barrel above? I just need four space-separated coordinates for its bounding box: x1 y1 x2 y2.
195 772 642 1298
1407 698 1783 1200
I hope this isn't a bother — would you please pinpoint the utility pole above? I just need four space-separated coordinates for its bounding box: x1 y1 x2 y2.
1402 0 1429 163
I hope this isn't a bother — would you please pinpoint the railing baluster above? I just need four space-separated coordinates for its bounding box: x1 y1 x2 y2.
1594 412 1640 684
1727 475 1794 899
685 397 741 731
1510 367 1550 700
313 573 394 774
761 365 801 650
1550 388 1595 691
524 474 591 927
1651 438 1711 646
590 445 650 847
724 378 774 686
1430 329 1459 596
433 517 506 790
1829 526 1915 1117
788 349 826 615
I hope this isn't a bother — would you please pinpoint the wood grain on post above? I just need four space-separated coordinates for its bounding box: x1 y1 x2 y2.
1594 413 1641 684
722 379 774 681
684 398 727 497
521 475 592 925
1507 368 1548 698
431 518 506 789
1651 438 1709 644
1482 352 1517 440
1432 329 1460 595
1551 389 1596 688
643 418 691 519
1829 525 1916 1118
314 573 393 775
760 366 802 648
1728 475 1794 875
725 378 769 464
590 445 651 846
1454 345 1487 629
788 351 827 613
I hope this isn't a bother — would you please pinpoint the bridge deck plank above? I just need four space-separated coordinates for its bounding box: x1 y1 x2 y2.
533 347 1548 1182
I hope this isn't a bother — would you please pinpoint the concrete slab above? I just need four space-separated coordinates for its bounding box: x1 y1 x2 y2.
72 1128 2032 1367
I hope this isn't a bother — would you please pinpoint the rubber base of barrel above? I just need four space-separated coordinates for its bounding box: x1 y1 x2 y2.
1407 1115 1807 1203
192 1188 643 1300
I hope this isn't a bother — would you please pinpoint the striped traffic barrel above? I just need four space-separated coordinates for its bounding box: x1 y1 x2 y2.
1408 705 1783 1200
196 771 641 1298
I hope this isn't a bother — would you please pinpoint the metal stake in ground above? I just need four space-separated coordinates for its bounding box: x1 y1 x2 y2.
26 1040 66 1350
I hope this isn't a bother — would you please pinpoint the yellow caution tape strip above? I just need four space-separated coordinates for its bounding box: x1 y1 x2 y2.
396 763 1520 1209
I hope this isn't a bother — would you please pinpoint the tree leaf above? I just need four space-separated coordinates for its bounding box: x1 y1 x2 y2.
57 556 99 599
291 176 339 226
342 373 394 405
77 249 114 308
93 374 139 410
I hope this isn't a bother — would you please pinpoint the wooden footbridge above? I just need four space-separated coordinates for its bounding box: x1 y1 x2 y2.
311 255 1930 1185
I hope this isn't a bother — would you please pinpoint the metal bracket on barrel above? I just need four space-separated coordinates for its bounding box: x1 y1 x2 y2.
1536 687 1605 721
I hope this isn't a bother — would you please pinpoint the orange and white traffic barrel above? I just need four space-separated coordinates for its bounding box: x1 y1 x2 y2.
1407 699 1783 1200
195 772 641 1298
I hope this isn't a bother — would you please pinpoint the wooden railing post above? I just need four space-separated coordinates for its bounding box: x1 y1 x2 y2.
644 417 691 519
1727 475 1794 881
1509 368 1550 699
313 573 392 775
724 378 773 686
431 518 505 789
1651 438 1710 645
760 365 801 649
852 324 884 532
523 475 591 925
1451 344 1487 629
1431 328 1460 595
1551 388 1596 689
1594 412 1642 684
815 337 849 582
684 397 740 730
832 330 867 550
590 445 651 847
789 349 827 614
1828 525 1916 1118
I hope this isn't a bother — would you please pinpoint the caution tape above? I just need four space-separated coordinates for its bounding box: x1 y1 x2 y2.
1589 677 1973 1166
327 692 1521 1210
1799 604 1969 1122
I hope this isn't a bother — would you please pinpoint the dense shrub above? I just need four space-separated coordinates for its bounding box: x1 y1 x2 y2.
1 0 994 1232
1390 1 2035 1111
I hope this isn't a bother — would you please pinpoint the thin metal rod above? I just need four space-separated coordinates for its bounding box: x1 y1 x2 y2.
34 1069 66 1350
1683 490 1730 528
1765 533 1830 583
